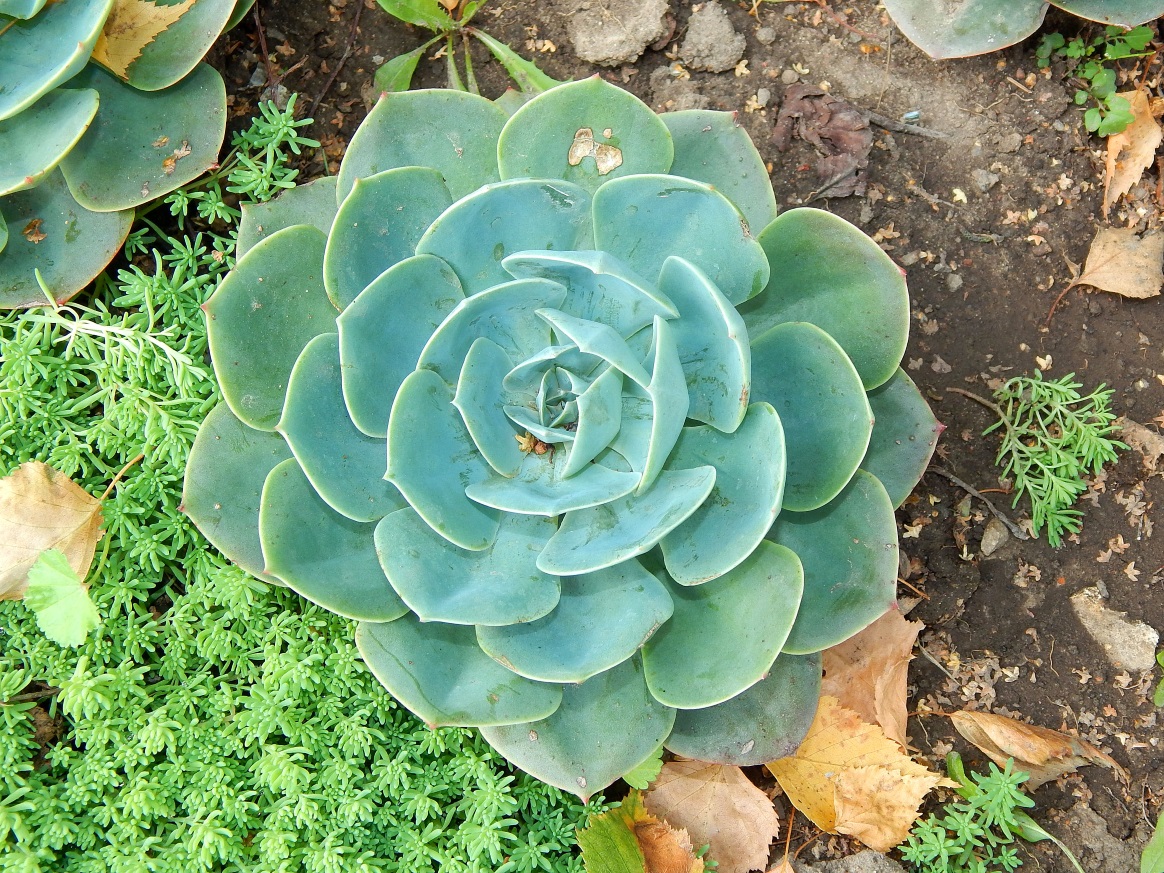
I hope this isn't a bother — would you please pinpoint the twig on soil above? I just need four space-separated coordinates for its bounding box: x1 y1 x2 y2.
253 6 275 89
898 576 930 600
864 109 950 139
929 465 1031 542
309 2 364 120
3 688 60 705
915 645 957 680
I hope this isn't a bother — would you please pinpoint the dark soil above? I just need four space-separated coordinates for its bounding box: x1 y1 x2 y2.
211 3 1164 869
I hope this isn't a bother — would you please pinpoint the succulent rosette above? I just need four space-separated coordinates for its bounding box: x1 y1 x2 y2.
183 77 939 797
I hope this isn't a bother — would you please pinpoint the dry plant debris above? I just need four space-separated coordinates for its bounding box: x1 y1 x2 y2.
644 761 780 873
0 461 104 601
1103 88 1163 216
1117 417 1164 471
1069 227 1164 299
821 607 924 750
766 696 954 852
950 709 1128 789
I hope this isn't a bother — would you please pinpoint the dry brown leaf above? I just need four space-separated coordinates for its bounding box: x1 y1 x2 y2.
0 462 104 601
821 608 924 749
1117 417 1164 471
645 761 780 873
766 859 795 873
22 219 46 244
950 710 1129 789
578 790 703 873
1104 89 1163 216
766 697 954 852
92 0 196 78
636 818 702 873
1069 227 1164 299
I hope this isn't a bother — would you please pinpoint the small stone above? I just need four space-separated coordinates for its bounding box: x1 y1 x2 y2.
793 851 908 873
755 87 771 107
971 168 1000 192
945 273 963 293
562 0 670 67
756 25 777 45
980 517 1009 556
781 68 800 85
1070 587 1159 672
680 1 746 72
997 132 1023 153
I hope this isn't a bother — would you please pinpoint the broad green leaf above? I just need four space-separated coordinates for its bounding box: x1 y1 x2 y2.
880 0 1047 58
0 89 99 197
0 169 132 308
1143 810 1164 873
472 29 561 94
204 225 335 432
375 0 453 30
182 402 293 579
481 657 675 799
662 109 778 232
259 459 408 622
59 63 227 211
0 0 112 121
576 792 649 873
642 541 802 709
356 615 562 728
666 653 821 765
373 43 433 93
24 549 101 647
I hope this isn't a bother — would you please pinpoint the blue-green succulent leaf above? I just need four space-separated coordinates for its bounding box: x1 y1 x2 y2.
592 174 769 304
0 169 132 308
277 334 405 522
1053 0 1164 27
108 0 234 91
466 448 640 515
662 109 779 233
416 179 592 295
503 250 677 337
665 652 821 765
565 364 624 475
385 368 500 551
453 338 526 477
0 89 98 197
536 308 651 388
643 541 802 709
537 466 716 575
356 617 563 728
374 508 560 626
338 254 465 438
767 469 899 654
477 561 673 683
0 0 50 17
337 89 507 202
0 212 6 256
660 403 785 585
225 0 258 30
480 656 675 799
259 459 408 622
204 225 336 432
497 77 674 194
0 0 112 121
419 278 567 386
750 322 873 512
879 0 1046 58
504 404 577 446
862 368 941 508
236 176 338 258
636 317 689 493
658 256 749 433
323 167 452 310
744 208 909 391
182 402 293 580
59 63 227 211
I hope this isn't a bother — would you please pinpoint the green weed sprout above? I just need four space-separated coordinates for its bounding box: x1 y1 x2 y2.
373 0 559 100
0 97 597 872
1037 25 1154 136
959 372 1124 547
903 753 1084 873
1154 649 1164 708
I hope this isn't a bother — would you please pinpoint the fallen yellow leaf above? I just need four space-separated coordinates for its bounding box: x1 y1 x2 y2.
645 761 780 873
577 790 703 873
0 462 104 601
950 710 1129 789
92 0 196 79
821 607 923 749
766 696 954 852
1103 88 1163 217
1069 227 1164 299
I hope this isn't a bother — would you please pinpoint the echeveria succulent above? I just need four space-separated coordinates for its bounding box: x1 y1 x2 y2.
0 0 243 307
183 78 940 796
881 0 1164 59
